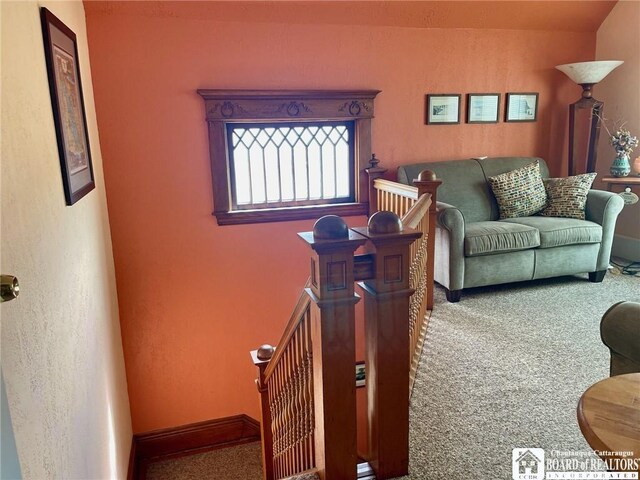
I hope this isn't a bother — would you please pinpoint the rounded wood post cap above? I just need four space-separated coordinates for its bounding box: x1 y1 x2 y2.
418 170 437 181
368 211 403 234
257 344 275 361
313 215 349 239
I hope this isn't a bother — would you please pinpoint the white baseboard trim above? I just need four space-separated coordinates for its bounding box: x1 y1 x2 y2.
612 234 640 262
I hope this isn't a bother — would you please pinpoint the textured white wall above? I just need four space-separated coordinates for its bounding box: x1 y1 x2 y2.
1 1 132 478
595 0 640 260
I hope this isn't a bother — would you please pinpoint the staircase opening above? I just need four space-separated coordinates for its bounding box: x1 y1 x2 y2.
251 157 441 480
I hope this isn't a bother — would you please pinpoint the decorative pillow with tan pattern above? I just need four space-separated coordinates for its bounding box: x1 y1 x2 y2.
539 173 596 220
488 161 547 219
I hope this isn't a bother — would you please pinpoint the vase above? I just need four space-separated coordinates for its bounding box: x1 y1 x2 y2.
610 153 631 177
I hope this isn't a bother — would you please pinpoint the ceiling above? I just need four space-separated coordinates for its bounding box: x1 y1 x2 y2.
85 1 618 33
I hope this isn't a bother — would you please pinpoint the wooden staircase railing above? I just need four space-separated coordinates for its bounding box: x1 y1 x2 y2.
257 281 314 479
403 193 434 391
251 294 314 480
253 220 367 480
252 157 441 480
367 165 442 392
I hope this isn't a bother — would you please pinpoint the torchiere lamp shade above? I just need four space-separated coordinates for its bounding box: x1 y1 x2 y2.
556 61 624 85
556 61 624 177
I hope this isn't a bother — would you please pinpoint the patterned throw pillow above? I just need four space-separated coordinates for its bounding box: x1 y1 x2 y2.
488 161 547 219
539 173 596 219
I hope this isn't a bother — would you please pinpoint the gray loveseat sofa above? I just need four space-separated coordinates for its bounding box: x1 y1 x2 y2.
397 157 624 302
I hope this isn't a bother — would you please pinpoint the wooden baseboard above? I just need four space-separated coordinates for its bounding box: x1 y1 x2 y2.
128 414 261 479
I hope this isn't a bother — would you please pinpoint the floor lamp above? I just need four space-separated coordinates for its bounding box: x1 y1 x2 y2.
556 60 623 176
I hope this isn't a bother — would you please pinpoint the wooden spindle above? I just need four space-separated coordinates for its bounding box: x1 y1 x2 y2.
294 330 303 474
272 366 281 478
284 347 290 475
304 311 314 470
251 345 276 480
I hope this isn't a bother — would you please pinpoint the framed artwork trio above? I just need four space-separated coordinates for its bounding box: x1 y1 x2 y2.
426 92 539 125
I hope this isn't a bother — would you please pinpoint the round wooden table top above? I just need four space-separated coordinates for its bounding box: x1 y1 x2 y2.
577 373 640 463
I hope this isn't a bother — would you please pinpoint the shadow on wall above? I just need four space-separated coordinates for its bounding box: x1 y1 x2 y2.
1 372 23 480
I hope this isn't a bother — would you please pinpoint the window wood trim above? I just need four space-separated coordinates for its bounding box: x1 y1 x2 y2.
197 89 380 225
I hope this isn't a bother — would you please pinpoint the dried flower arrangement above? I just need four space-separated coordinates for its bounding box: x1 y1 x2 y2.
609 129 639 156
597 113 639 156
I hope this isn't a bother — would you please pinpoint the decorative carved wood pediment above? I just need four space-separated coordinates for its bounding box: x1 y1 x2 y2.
197 89 380 121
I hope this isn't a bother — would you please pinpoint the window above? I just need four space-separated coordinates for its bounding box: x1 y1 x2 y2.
228 122 354 209
197 90 380 225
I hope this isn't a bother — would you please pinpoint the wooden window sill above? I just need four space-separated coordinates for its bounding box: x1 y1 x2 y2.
214 203 369 225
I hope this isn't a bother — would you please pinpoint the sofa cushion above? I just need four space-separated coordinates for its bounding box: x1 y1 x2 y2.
500 216 602 248
477 157 550 220
487 161 547 219
398 159 493 223
464 221 540 257
476 156 550 181
540 173 597 220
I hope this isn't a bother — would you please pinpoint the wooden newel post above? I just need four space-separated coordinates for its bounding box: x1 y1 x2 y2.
412 170 442 310
251 345 275 480
298 215 367 480
353 212 422 479
365 154 388 216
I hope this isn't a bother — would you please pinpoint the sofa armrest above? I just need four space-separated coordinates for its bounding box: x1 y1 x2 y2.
600 301 640 376
437 201 465 232
435 202 466 291
585 189 624 224
585 190 624 271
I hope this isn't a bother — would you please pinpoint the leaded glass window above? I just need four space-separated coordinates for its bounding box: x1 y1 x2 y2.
227 122 355 210
197 89 379 225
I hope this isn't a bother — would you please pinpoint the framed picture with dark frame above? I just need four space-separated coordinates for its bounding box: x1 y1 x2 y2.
505 92 539 123
467 93 500 124
426 94 461 125
41 7 95 205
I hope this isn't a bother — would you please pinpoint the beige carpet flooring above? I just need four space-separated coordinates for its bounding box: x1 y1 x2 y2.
399 271 639 479
145 442 263 480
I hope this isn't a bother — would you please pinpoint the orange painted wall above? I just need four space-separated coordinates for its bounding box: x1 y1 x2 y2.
84 2 596 433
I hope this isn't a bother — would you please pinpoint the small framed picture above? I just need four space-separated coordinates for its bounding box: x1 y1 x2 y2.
355 361 366 388
467 93 500 124
426 94 461 125
505 93 539 122
41 7 95 205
